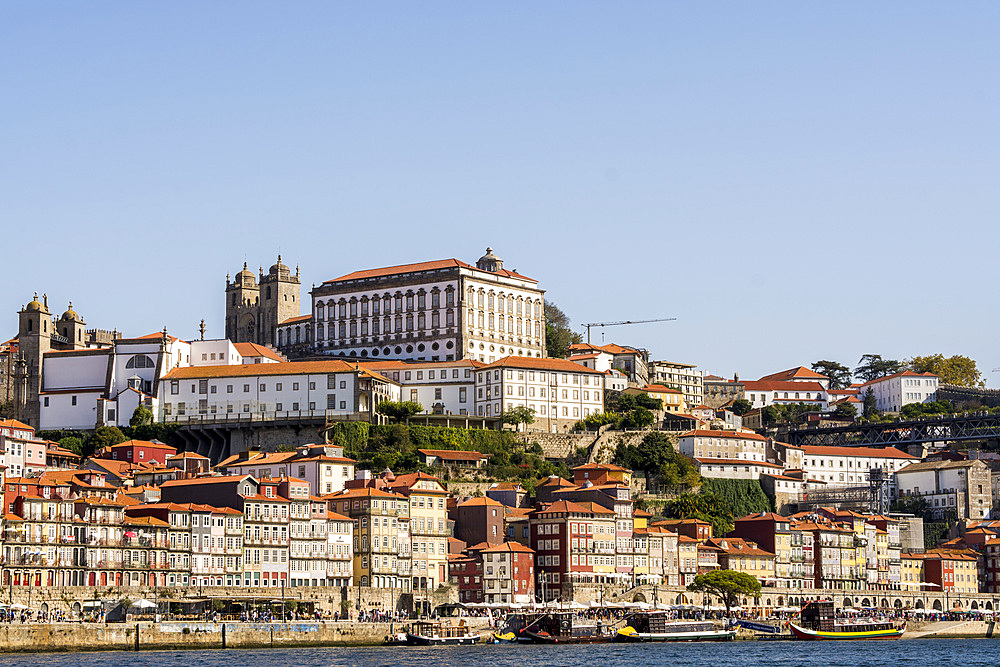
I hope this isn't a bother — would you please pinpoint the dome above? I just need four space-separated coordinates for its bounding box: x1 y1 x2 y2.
235 262 256 285
24 293 44 312
268 254 290 277
60 302 80 322
475 246 504 272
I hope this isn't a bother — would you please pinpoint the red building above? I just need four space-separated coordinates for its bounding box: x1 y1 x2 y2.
100 439 177 465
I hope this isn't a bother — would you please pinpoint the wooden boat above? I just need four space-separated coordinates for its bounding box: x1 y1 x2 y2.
615 613 736 642
789 601 904 640
504 612 613 644
404 619 481 645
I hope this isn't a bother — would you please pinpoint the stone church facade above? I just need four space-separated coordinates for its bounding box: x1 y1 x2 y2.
224 256 302 348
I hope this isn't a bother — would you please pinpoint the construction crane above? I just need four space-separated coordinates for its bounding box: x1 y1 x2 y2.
581 317 676 343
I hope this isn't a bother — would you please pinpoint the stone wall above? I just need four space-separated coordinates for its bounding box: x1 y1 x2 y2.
516 432 597 459
0 618 491 652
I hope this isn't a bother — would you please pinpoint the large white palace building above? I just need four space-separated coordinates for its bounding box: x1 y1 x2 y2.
300 248 546 363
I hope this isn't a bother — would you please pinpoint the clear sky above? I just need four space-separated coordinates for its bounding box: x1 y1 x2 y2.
3 2 999 385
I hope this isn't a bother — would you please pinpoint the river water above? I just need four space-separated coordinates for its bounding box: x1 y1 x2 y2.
0 640 990 666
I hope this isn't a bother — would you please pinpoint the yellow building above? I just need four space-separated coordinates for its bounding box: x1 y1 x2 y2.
625 384 687 413
387 472 450 590
713 537 776 585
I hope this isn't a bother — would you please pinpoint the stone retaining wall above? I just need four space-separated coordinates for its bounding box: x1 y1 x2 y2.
0 619 491 652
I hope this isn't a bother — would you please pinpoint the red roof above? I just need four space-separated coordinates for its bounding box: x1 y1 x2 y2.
234 342 285 362
695 457 783 469
742 380 826 393
857 370 938 387
757 367 828 382
800 445 916 459
680 429 767 441
477 356 604 374
279 314 312 325
323 258 537 284
418 449 488 462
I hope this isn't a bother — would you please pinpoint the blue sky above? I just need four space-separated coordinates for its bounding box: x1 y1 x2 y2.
3 2 999 385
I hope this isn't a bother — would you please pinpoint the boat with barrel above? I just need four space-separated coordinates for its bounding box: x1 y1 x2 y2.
403 618 482 645
789 600 904 640
615 612 736 642
500 611 612 644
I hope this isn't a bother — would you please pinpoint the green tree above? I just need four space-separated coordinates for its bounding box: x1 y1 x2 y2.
620 407 655 429
129 405 154 428
811 360 853 389
729 399 752 416
832 401 857 421
502 406 536 431
59 436 84 457
687 570 762 617
862 388 877 418
907 354 985 388
544 302 583 359
89 425 127 455
854 354 903 383
376 401 424 422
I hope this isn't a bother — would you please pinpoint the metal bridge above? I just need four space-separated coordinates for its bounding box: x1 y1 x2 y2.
782 412 1000 448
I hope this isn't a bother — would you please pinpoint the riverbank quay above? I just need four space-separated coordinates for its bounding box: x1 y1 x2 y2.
0 619 488 653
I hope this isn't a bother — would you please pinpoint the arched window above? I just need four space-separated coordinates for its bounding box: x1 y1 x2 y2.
125 355 156 369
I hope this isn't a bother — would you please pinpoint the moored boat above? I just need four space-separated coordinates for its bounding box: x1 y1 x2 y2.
615 612 736 642
502 612 612 644
404 619 482 645
789 601 904 640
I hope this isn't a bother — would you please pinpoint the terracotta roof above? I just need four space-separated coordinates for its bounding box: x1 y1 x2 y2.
418 449 488 462
857 370 938 387
572 463 628 472
279 314 313 326
159 475 249 487
322 258 537 284
742 380 826 393
735 512 789 523
896 459 985 472
639 384 683 394
326 487 408 500
758 367 828 382
680 429 767 441
568 342 642 356
531 500 603 516
0 419 33 431
161 359 366 380
457 496 504 508
480 541 535 554
801 445 916 459
477 356 605 374
113 440 178 452
234 342 285 362
695 457 783 469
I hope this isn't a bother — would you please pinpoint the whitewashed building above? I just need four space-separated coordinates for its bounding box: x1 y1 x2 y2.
797 445 918 488
159 359 399 424
856 371 939 413
473 357 605 432
360 359 481 416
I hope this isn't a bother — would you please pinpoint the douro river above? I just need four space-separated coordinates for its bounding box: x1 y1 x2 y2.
0 639 992 666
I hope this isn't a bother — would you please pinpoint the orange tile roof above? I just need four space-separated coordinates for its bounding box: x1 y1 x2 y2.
279 314 313 325
640 384 683 394
742 380 826 392
758 367 828 382
457 496 504 508
159 475 248 487
418 449 488 462
323 258 538 284
477 356 605 374
0 419 33 431
325 487 408 500
531 500 605 516
680 429 767 441
480 541 535 554
234 342 286 362
801 445 916 459
857 370 938 387
162 359 366 380
695 457 783 469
